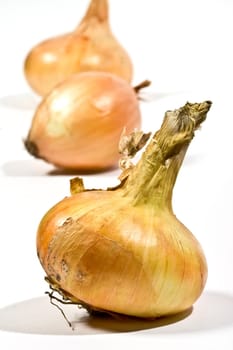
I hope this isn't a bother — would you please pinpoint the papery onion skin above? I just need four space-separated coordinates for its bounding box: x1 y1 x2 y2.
24 0 133 96
36 101 211 318
37 191 207 318
25 71 141 171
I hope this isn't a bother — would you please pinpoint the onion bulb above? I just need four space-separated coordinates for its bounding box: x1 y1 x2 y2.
37 100 211 318
24 0 133 96
24 71 145 171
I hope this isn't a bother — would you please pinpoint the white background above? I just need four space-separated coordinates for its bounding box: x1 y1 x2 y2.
0 0 233 349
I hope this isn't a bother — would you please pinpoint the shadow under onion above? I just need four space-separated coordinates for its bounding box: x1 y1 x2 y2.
0 291 233 335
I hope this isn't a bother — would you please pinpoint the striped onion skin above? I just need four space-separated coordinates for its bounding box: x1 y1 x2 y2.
24 0 133 96
37 190 207 318
25 72 141 171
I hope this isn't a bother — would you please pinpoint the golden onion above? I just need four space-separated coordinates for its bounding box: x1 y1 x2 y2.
24 71 144 171
24 0 133 96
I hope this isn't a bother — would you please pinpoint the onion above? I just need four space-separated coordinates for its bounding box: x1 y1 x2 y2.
24 0 133 96
24 71 144 171
36 100 212 319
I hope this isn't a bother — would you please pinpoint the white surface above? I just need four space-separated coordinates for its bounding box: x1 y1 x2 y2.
0 0 233 349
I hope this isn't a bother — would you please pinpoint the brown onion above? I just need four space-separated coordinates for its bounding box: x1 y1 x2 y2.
24 0 133 96
24 71 143 171
36 101 211 319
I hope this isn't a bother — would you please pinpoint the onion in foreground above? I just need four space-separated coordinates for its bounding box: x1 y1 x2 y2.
37 100 211 318
24 0 133 96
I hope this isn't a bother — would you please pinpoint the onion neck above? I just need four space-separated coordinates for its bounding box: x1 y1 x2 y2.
122 101 212 211
80 0 109 24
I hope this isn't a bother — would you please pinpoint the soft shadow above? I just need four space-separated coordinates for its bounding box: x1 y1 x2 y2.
0 291 233 336
1 159 119 177
139 90 186 102
0 295 191 336
1 159 54 176
0 93 39 111
1 154 201 177
83 308 192 333
48 165 118 176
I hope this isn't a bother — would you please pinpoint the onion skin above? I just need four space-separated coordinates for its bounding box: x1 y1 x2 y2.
36 101 211 318
37 191 207 318
24 0 133 96
25 72 141 171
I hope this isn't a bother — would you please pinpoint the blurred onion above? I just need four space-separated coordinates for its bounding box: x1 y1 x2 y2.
25 71 142 171
24 0 133 96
